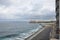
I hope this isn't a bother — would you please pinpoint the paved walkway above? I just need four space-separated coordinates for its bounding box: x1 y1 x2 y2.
25 25 52 40
50 38 59 40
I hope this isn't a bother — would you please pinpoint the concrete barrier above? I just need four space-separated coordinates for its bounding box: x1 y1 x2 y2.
25 25 52 40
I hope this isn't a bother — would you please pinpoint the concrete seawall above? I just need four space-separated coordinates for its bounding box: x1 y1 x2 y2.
25 25 52 40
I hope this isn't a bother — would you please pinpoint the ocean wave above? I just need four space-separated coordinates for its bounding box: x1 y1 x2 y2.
2 25 42 40
19 25 42 39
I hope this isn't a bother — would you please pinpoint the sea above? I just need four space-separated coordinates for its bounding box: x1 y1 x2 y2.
0 21 43 40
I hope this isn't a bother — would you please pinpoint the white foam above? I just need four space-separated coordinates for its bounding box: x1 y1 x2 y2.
2 25 42 40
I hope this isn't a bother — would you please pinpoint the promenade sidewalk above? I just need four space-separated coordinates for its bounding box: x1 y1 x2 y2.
50 38 59 40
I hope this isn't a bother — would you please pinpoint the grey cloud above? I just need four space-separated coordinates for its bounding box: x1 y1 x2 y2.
0 0 11 6
25 9 56 20
32 2 42 13
0 0 55 21
41 9 56 16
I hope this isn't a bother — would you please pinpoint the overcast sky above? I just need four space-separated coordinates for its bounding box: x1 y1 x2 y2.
0 0 55 21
